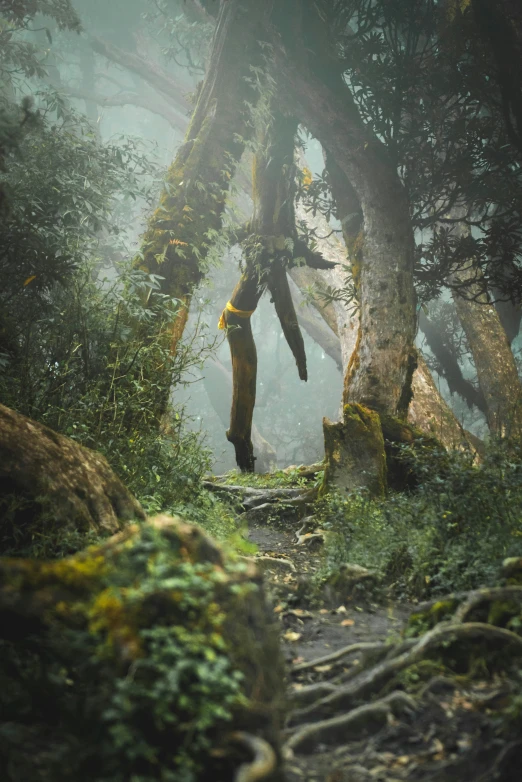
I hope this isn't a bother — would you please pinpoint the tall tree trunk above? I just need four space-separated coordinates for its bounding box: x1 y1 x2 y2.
453 265 522 441
272 6 417 419
222 109 334 470
294 197 475 453
137 0 271 358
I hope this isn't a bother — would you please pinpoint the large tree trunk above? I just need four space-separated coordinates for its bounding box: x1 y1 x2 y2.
202 358 277 472
137 0 271 357
453 266 522 441
272 7 417 419
294 167 473 455
0 404 144 549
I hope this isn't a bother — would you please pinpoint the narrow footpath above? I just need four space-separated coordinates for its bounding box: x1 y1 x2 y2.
204 473 522 782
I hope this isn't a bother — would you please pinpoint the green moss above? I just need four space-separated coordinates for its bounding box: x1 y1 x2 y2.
323 403 387 498
0 517 284 782
407 599 459 636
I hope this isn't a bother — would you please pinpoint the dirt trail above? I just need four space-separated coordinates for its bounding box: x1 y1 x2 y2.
206 474 522 782
247 521 409 671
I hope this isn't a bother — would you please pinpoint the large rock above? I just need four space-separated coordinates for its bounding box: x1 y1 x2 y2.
0 515 285 782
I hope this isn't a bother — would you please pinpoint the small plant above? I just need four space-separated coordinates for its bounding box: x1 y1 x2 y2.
316 442 522 597
0 522 274 782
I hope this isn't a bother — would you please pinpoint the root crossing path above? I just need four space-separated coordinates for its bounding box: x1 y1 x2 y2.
204 473 522 782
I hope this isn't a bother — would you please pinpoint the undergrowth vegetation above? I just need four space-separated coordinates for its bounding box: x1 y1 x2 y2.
0 520 279 782
0 93 240 557
317 443 522 597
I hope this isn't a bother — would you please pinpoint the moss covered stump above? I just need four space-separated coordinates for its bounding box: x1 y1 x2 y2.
322 403 386 497
0 515 285 782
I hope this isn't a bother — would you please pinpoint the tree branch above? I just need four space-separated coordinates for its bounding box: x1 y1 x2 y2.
64 86 187 131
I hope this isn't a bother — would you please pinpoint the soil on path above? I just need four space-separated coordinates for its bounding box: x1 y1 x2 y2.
207 473 522 782
249 515 521 782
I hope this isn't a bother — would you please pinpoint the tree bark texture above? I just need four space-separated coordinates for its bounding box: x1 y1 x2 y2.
137 0 271 354
453 266 522 441
271 6 417 419
0 404 144 541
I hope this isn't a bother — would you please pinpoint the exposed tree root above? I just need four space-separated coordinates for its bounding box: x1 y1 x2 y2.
284 691 416 755
283 581 522 781
230 732 277 782
412 585 522 622
452 585 522 623
292 641 386 673
289 622 522 726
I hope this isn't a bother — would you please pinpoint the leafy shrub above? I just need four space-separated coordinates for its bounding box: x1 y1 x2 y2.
0 520 283 782
317 442 522 596
0 95 234 557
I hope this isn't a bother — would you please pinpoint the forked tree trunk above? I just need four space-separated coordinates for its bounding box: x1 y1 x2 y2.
222 109 334 470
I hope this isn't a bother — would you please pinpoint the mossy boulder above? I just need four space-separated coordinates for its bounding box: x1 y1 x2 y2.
0 515 285 782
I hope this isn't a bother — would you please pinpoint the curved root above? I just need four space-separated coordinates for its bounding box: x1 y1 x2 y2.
289 622 522 726
231 731 277 782
291 641 385 673
284 691 416 755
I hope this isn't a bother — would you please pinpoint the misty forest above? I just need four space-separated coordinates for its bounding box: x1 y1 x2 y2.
3 0 522 780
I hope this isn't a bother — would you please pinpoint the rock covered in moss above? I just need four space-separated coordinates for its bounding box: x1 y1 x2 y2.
0 403 145 555
0 515 285 782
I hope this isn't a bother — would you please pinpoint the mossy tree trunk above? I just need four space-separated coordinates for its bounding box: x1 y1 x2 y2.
272 5 417 421
137 0 272 359
294 197 475 453
222 109 335 471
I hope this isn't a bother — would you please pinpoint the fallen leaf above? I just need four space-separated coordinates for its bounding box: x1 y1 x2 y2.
314 664 333 673
274 604 284 614
341 619 355 627
23 275 37 286
283 631 302 642
336 605 347 614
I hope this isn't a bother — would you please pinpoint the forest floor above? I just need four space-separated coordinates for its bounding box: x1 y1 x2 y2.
207 471 522 782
